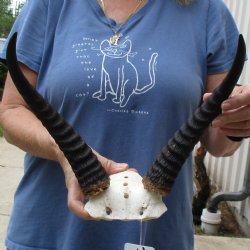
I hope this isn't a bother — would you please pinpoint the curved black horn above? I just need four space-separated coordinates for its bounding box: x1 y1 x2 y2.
143 35 246 196
6 32 110 196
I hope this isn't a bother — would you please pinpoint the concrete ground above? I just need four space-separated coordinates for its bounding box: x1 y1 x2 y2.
0 137 250 250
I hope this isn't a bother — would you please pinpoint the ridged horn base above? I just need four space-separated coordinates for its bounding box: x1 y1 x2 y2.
84 179 110 196
142 177 171 196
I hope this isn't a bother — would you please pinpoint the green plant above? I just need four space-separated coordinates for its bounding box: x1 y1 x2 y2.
0 127 3 137
0 0 23 37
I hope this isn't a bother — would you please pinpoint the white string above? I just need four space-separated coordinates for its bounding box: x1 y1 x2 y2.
139 220 143 245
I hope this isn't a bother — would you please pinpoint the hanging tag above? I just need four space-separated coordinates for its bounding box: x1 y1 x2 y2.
124 243 155 250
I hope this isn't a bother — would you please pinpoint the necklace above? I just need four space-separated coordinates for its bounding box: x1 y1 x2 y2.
99 0 145 45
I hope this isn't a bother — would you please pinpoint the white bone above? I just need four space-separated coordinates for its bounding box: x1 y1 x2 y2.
85 171 167 220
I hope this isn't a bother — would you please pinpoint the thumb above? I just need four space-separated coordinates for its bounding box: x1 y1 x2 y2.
203 92 212 102
92 149 129 174
103 159 129 174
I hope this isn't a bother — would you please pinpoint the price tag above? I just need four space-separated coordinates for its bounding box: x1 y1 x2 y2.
124 243 155 250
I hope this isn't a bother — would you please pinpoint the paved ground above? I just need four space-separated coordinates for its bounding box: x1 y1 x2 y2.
0 137 24 250
0 137 250 250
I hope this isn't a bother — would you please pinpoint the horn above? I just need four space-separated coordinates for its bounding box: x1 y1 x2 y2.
6 32 110 196
143 35 246 196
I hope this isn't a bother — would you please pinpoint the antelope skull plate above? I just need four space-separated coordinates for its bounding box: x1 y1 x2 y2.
85 171 167 220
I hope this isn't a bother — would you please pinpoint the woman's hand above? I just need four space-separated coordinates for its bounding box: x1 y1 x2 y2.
58 149 129 220
205 84 250 138
201 84 250 157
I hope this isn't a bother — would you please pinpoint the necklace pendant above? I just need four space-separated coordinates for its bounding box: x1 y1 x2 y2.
110 34 120 45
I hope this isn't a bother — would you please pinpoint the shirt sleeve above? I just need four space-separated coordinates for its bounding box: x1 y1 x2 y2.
206 0 239 75
0 0 48 73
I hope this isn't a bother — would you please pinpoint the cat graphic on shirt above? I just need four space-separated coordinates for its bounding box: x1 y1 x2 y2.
92 39 158 107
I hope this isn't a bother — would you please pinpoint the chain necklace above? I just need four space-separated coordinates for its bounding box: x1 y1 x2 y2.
99 0 144 45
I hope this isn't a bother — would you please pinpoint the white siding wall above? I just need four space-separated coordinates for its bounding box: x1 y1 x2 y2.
204 0 250 236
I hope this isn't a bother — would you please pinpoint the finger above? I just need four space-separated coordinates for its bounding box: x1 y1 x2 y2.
230 85 245 96
128 168 138 172
67 179 93 220
220 127 250 138
212 106 249 127
203 93 212 102
105 161 129 174
92 150 129 174
68 198 93 220
218 120 250 130
222 92 250 112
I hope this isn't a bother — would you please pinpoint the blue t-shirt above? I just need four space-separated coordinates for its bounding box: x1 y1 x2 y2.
1 0 238 249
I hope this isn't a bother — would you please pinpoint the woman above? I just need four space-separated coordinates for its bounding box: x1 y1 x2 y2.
0 0 249 249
